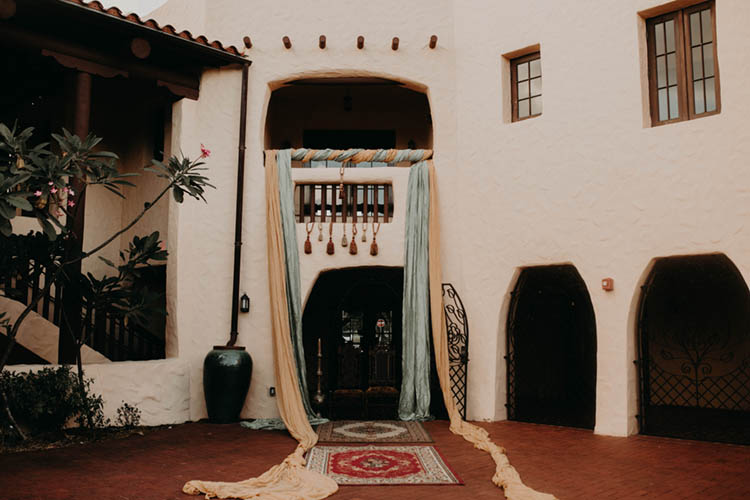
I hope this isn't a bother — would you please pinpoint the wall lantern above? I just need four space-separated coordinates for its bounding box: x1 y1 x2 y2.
240 293 250 313
601 278 614 291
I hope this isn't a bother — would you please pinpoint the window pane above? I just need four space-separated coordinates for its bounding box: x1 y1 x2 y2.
703 43 714 77
701 9 712 43
690 12 701 45
655 23 665 55
665 20 675 52
518 80 529 99
531 96 542 116
658 88 668 121
517 62 528 81
668 86 679 119
530 58 541 78
694 80 705 114
530 77 542 96
667 53 677 85
692 46 703 80
657 55 666 87
518 99 530 118
705 77 716 112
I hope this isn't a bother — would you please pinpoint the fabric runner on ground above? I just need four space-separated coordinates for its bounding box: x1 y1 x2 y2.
183 150 557 500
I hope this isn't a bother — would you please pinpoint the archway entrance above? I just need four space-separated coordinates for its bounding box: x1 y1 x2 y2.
303 267 446 420
265 77 432 150
637 254 750 444
506 265 597 429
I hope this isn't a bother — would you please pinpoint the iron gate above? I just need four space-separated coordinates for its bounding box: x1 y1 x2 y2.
442 283 469 420
637 256 750 445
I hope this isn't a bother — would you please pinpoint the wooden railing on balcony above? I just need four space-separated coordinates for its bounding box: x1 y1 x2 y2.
294 183 394 224
2 263 165 362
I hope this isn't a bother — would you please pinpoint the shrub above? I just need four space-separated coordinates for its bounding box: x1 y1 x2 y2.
0 366 108 438
115 401 142 428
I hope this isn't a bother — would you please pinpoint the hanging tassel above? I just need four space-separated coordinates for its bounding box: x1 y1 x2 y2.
304 222 313 254
370 222 380 256
327 221 335 255
349 237 358 255
318 222 324 242
341 234 348 247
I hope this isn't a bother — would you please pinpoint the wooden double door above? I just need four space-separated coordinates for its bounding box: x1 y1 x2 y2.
303 267 403 419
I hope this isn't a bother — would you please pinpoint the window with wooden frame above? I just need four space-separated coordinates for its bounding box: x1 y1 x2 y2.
511 52 542 122
646 1 720 126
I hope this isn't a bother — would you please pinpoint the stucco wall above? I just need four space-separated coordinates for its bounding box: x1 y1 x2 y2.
151 0 750 437
6 359 190 426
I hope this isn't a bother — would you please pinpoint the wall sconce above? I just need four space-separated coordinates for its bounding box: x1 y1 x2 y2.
601 278 614 291
240 293 250 313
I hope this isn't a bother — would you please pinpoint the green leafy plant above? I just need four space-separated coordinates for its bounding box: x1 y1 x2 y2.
0 122 214 440
0 366 108 439
115 401 142 428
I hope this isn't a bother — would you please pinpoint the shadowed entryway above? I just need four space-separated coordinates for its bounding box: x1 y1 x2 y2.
506 265 597 429
302 267 446 420
637 254 750 444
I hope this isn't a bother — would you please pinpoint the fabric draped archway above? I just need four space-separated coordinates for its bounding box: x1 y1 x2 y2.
183 150 556 500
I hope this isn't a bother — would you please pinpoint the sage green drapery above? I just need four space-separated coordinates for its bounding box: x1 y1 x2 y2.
276 149 317 418
398 161 433 421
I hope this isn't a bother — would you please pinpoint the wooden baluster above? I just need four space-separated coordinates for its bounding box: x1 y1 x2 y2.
310 184 315 223
384 184 390 222
373 185 379 224
298 184 305 223
321 183 327 222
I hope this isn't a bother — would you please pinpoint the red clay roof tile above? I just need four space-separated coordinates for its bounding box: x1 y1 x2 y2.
61 0 243 58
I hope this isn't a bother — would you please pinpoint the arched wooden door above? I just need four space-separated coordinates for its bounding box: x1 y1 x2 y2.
506 265 597 429
637 254 750 444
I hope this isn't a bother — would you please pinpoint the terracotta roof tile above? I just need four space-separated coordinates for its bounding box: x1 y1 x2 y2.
61 0 244 58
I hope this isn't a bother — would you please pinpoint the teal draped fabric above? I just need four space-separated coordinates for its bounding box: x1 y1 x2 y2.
398 161 432 421
276 149 319 420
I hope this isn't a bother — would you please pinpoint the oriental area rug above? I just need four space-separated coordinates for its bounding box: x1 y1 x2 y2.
316 420 433 443
305 445 462 486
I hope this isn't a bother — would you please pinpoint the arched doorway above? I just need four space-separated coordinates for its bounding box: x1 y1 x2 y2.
506 265 597 429
637 254 750 444
265 77 432 150
303 267 446 420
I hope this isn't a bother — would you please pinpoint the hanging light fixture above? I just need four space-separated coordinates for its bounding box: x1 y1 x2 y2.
240 293 250 313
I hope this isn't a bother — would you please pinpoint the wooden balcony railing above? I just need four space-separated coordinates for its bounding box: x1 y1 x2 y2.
295 183 394 224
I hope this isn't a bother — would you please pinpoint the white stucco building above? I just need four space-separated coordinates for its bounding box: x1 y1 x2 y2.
4 0 749 444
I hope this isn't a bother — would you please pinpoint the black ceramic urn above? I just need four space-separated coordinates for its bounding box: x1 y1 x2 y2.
203 346 253 423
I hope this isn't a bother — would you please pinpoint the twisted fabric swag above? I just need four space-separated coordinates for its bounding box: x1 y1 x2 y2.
183 150 556 500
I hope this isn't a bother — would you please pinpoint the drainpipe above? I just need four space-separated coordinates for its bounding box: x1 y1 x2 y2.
227 62 251 347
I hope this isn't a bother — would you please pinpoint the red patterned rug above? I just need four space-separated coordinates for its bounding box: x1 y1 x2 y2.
305 445 463 485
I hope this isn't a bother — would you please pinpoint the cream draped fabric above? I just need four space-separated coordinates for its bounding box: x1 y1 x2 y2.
182 151 338 500
426 161 556 500
183 154 554 500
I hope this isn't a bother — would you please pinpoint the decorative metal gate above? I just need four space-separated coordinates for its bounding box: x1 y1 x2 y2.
637 256 750 445
442 283 469 420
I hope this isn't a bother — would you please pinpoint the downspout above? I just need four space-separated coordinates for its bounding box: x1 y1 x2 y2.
227 61 251 347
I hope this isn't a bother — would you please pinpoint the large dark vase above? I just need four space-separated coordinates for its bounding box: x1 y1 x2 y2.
203 346 253 423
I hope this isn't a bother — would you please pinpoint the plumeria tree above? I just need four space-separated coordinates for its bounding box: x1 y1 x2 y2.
0 122 213 439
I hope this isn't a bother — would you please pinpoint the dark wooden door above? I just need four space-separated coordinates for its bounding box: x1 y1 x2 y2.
507 265 597 429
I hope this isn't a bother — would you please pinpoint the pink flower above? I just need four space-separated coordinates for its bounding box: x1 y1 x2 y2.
68 189 75 196
34 190 42 197
68 200 75 207
48 181 54 186
62 187 69 194
50 187 58 194
200 143 211 158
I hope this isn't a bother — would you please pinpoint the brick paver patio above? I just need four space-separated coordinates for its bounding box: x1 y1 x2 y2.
0 420 747 499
